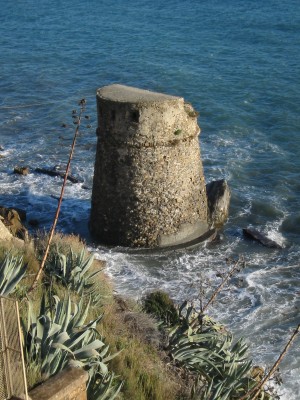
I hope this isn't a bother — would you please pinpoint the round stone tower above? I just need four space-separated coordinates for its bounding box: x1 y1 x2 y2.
90 84 208 247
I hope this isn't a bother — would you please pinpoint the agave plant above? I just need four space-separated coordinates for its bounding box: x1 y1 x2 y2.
87 371 123 400
142 291 274 399
167 302 272 400
0 253 27 296
22 295 122 399
47 248 101 297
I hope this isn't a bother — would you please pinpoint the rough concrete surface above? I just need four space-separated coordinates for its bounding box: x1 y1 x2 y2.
29 367 88 400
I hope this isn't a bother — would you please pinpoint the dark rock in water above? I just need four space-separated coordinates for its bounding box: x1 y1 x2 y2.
206 179 231 228
243 227 283 249
13 207 26 222
28 219 39 227
0 206 28 240
35 167 83 184
206 229 223 245
14 166 30 175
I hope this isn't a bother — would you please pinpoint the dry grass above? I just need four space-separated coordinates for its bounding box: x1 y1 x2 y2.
34 231 86 262
99 301 181 400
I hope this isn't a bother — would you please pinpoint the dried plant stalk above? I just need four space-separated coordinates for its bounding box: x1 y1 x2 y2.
28 99 86 294
240 323 300 400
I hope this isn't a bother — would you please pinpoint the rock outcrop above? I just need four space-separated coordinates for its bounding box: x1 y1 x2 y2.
0 206 28 241
0 219 14 241
35 167 83 184
14 166 30 175
206 179 231 228
243 227 283 249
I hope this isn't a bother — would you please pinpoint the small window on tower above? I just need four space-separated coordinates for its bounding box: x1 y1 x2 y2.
131 110 139 123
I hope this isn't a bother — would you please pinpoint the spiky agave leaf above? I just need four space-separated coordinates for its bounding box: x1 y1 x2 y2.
22 294 121 399
0 253 27 295
47 248 101 303
87 371 123 400
166 301 274 400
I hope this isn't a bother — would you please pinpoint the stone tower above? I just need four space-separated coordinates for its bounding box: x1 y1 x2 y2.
90 84 208 247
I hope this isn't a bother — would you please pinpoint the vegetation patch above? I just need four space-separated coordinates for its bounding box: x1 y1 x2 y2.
0 233 291 399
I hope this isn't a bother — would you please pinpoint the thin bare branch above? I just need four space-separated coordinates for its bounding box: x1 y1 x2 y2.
202 258 243 314
28 99 86 294
189 258 243 329
239 323 300 400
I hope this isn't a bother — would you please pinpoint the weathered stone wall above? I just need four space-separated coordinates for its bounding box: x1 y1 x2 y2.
29 367 88 400
90 84 208 247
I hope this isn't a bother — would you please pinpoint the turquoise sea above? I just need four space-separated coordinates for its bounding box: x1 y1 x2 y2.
1 0 300 397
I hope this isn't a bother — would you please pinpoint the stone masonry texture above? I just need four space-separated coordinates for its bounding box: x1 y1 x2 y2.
90 84 208 248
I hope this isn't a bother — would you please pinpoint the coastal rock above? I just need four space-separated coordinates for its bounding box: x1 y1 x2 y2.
0 219 13 241
14 166 30 175
35 167 82 184
0 206 28 240
206 179 231 228
28 219 39 227
243 227 283 249
0 219 24 247
13 207 26 222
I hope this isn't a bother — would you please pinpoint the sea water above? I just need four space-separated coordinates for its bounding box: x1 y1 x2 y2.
0 0 300 397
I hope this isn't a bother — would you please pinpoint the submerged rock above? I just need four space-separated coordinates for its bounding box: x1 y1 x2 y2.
206 179 231 228
28 219 39 227
243 227 283 249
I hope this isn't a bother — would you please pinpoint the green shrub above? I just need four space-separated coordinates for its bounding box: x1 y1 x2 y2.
142 290 179 327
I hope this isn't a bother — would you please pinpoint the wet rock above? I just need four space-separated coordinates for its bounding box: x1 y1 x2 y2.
35 167 83 184
206 229 223 245
243 227 283 249
14 166 30 175
206 179 231 228
82 185 91 190
0 206 28 240
14 208 27 222
28 219 39 227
